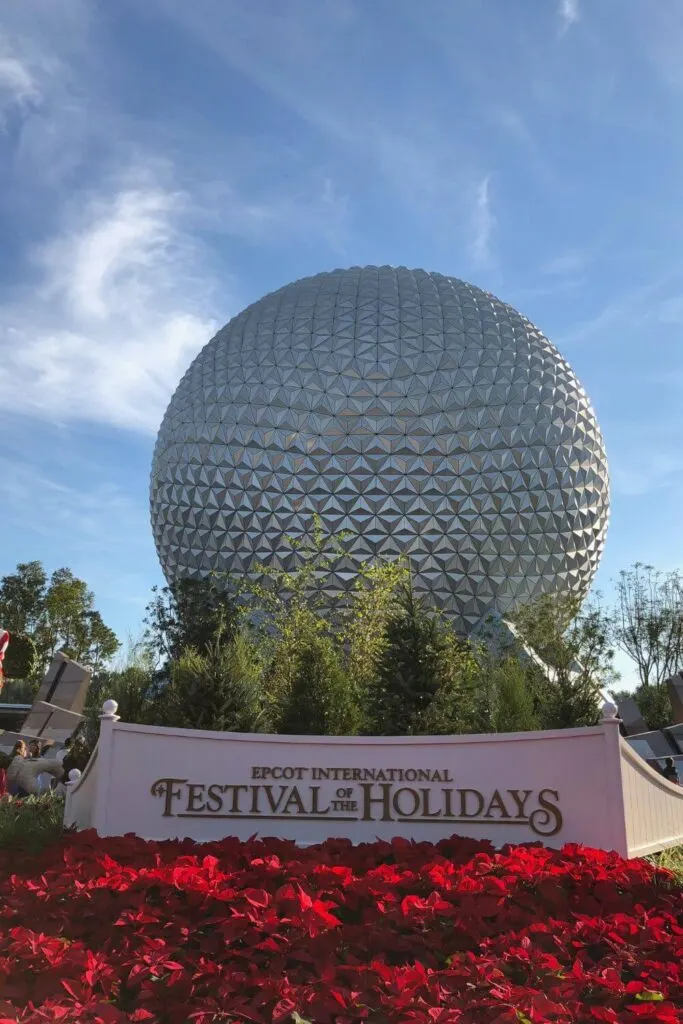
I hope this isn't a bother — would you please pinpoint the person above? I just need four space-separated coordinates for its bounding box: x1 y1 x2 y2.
34 742 54 794
6 743 63 797
56 737 72 767
660 757 680 785
6 741 28 797
54 738 72 797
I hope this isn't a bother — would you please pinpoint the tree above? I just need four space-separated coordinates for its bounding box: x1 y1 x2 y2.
365 580 481 736
82 648 158 753
81 612 120 675
411 631 483 736
144 577 238 667
0 562 47 635
276 636 361 736
488 656 540 733
155 629 270 733
609 683 674 732
365 582 446 735
0 562 120 677
510 594 616 728
613 563 683 689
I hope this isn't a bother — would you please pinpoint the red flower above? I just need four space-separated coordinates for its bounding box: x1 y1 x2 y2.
0 833 679 1022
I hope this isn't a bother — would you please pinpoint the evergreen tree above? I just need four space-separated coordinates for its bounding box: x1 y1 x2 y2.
277 635 360 736
366 581 479 736
489 656 540 733
155 629 269 733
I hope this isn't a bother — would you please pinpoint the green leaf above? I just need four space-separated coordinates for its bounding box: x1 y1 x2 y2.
635 991 665 1002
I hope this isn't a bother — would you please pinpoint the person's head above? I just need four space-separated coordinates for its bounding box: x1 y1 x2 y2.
64 737 72 750
28 740 40 758
665 757 675 768
11 740 27 758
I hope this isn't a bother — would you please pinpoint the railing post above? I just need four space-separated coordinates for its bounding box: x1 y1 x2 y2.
599 701 628 856
63 768 82 828
92 699 120 837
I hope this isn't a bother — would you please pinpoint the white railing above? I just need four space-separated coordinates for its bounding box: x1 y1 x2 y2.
63 699 119 830
620 740 683 856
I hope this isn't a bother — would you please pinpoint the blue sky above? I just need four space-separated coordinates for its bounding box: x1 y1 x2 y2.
1 0 682 680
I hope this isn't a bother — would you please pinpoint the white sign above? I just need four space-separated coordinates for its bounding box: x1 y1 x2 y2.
66 703 637 853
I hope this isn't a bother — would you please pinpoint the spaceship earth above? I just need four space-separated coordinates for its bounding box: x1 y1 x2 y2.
150 266 609 633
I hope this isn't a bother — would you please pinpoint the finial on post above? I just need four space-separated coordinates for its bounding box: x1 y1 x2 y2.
67 768 81 785
101 699 120 721
601 701 620 724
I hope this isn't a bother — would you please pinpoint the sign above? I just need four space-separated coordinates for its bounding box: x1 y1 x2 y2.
151 764 563 836
67 710 636 852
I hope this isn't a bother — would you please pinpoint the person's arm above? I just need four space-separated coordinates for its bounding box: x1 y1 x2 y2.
34 758 63 782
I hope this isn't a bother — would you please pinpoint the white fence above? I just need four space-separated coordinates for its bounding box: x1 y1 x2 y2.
64 701 683 857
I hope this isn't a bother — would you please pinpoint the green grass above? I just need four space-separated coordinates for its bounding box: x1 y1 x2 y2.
651 844 683 883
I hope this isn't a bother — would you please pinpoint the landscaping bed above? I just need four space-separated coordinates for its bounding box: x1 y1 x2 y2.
0 826 681 1023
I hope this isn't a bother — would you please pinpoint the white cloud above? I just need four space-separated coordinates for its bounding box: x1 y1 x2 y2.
542 251 586 276
0 169 220 434
558 0 580 34
0 54 40 113
470 176 495 267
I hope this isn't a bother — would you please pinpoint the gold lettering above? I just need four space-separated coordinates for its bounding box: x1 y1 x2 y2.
206 784 225 813
226 784 248 813
393 787 420 817
151 778 186 817
459 789 484 818
360 782 393 821
529 789 563 837
420 788 442 818
310 786 330 815
250 785 260 813
281 786 306 815
507 789 532 819
186 783 206 813
484 789 510 819
442 788 454 817
263 785 288 813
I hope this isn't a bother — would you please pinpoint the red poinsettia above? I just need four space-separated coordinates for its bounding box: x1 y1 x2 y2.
0 832 680 1022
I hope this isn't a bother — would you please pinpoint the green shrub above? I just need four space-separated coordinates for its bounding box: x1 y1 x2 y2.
276 635 362 736
156 629 270 733
2 632 39 681
0 794 65 854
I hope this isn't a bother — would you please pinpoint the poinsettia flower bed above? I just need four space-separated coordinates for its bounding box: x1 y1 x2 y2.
0 832 681 1023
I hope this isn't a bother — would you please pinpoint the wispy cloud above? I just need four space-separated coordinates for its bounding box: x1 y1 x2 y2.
470 176 495 267
0 53 40 118
152 0 481 238
542 251 586 277
0 165 219 434
0 455 147 548
0 156 349 435
610 450 683 498
558 0 580 35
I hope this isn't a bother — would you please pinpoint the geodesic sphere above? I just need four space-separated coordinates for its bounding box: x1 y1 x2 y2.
150 266 609 634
